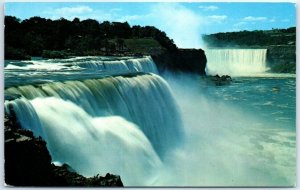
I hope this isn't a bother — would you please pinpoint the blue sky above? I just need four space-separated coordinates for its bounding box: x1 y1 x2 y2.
5 2 296 48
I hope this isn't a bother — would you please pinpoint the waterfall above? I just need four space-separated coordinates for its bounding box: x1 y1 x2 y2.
6 97 161 185
205 49 268 76
5 56 158 74
72 56 158 74
5 74 183 158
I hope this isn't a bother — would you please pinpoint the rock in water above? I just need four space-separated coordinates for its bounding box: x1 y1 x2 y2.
204 74 233 86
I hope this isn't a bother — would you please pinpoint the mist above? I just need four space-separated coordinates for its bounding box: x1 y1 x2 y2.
148 73 296 186
146 3 204 48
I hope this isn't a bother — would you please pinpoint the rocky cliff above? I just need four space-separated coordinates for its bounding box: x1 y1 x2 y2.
267 45 296 73
151 49 207 75
4 114 123 187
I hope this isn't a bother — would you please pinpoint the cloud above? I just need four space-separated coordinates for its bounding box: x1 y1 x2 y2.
281 19 290 22
232 22 249 32
233 21 247 27
44 5 94 20
232 27 249 32
269 18 276 22
110 8 122 12
243 16 267 21
207 15 227 23
199 5 219 11
117 15 142 22
54 5 93 15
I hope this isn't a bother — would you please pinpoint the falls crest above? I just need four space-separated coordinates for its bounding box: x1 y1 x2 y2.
5 56 158 74
72 56 158 74
205 49 268 76
5 74 183 157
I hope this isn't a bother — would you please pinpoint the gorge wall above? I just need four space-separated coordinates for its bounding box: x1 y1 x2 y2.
266 45 296 73
151 49 207 75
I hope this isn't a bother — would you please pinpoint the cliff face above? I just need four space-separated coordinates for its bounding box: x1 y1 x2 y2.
151 49 207 75
4 114 123 187
267 45 296 73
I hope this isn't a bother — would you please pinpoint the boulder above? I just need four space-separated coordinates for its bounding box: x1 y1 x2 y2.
204 74 232 86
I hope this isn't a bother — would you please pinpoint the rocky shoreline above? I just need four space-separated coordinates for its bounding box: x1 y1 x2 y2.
4 113 123 187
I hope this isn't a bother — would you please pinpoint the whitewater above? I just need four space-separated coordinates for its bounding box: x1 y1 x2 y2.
205 49 268 76
4 54 296 186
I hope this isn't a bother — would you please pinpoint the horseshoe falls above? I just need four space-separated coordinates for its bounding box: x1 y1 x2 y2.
4 55 296 186
205 49 268 76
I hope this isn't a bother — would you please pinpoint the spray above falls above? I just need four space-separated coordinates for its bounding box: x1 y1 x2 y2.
205 49 268 76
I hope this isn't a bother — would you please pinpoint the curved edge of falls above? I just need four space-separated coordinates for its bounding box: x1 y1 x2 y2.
205 49 269 76
4 73 184 185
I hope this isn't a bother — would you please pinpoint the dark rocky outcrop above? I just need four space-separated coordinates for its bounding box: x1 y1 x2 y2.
51 164 123 187
5 46 31 60
203 75 232 86
152 49 207 75
4 114 123 187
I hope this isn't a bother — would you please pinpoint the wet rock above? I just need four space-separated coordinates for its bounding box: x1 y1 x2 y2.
52 164 123 187
5 124 53 186
204 74 232 86
4 115 124 187
152 48 207 75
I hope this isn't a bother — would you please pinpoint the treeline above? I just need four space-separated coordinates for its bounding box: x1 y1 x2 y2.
202 27 296 47
202 27 296 73
5 16 177 59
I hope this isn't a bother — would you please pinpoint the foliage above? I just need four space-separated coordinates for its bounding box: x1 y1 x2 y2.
5 46 31 60
124 38 162 53
202 27 296 47
42 50 68 59
5 16 177 59
271 62 296 73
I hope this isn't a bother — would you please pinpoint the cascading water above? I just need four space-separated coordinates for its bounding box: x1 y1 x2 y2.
4 73 182 185
4 56 157 74
5 74 183 172
4 55 295 187
71 56 158 74
5 97 162 185
4 56 158 87
205 49 268 76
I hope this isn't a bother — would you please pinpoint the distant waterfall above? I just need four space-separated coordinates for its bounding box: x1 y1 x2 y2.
205 49 268 76
5 74 183 158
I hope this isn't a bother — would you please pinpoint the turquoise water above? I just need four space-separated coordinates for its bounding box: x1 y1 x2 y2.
4 57 296 186
204 77 296 131
4 56 157 87
164 73 296 186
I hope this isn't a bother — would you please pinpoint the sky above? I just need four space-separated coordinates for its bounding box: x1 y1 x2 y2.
5 2 296 48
